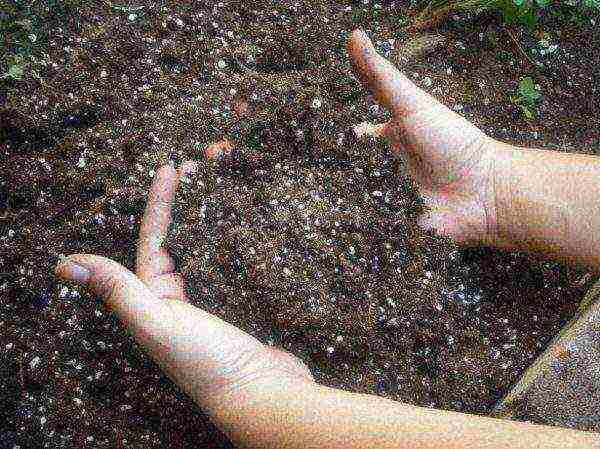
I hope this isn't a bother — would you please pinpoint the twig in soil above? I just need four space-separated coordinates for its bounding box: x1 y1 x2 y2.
403 5 457 32
402 0 496 32
102 1 146 12
503 25 542 69
18 356 25 399
392 34 448 68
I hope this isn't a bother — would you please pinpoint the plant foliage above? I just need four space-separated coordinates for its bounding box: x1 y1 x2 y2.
510 76 543 119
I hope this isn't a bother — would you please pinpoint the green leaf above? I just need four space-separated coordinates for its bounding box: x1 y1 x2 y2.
569 10 587 26
520 77 535 91
517 77 542 105
501 7 518 24
245 128 263 150
520 9 539 31
498 1 519 24
8 64 24 80
522 106 533 119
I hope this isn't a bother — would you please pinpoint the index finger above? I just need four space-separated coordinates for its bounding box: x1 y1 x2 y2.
136 164 180 281
347 28 437 119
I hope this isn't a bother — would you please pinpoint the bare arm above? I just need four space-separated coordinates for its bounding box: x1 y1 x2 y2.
489 141 600 272
206 378 600 449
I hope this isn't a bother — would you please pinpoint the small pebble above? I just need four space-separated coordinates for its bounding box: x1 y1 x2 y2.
29 356 41 370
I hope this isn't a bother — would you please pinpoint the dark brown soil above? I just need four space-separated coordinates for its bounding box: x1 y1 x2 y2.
1 1 599 448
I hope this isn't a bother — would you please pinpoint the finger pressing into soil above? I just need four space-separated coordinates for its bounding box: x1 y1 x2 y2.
204 139 236 161
136 165 180 282
146 273 187 302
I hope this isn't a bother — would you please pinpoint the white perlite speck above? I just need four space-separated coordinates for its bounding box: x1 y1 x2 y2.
30 357 41 369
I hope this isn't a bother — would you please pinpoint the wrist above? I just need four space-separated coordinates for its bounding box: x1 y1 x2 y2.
481 138 517 249
483 141 600 270
468 137 515 249
206 375 319 449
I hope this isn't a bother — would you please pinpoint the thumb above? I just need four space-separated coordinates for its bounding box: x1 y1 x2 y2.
54 254 284 406
347 28 439 119
55 254 165 322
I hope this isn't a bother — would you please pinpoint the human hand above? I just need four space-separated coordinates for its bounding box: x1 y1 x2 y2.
348 29 502 247
54 162 314 411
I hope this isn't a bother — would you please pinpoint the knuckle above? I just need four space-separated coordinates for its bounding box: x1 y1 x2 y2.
94 272 120 301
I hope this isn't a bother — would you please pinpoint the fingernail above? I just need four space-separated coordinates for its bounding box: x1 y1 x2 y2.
57 258 90 284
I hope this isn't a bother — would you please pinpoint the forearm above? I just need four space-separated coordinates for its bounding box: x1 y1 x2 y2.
489 141 600 271
206 379 599 449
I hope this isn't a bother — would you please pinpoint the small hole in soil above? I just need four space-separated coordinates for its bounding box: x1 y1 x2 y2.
158 53 185 72
60 104 104 130
0 118 61 155
79 181 106 202
254 42 311 73
214 153 255 181
121 138 146 163
8 188 37 212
